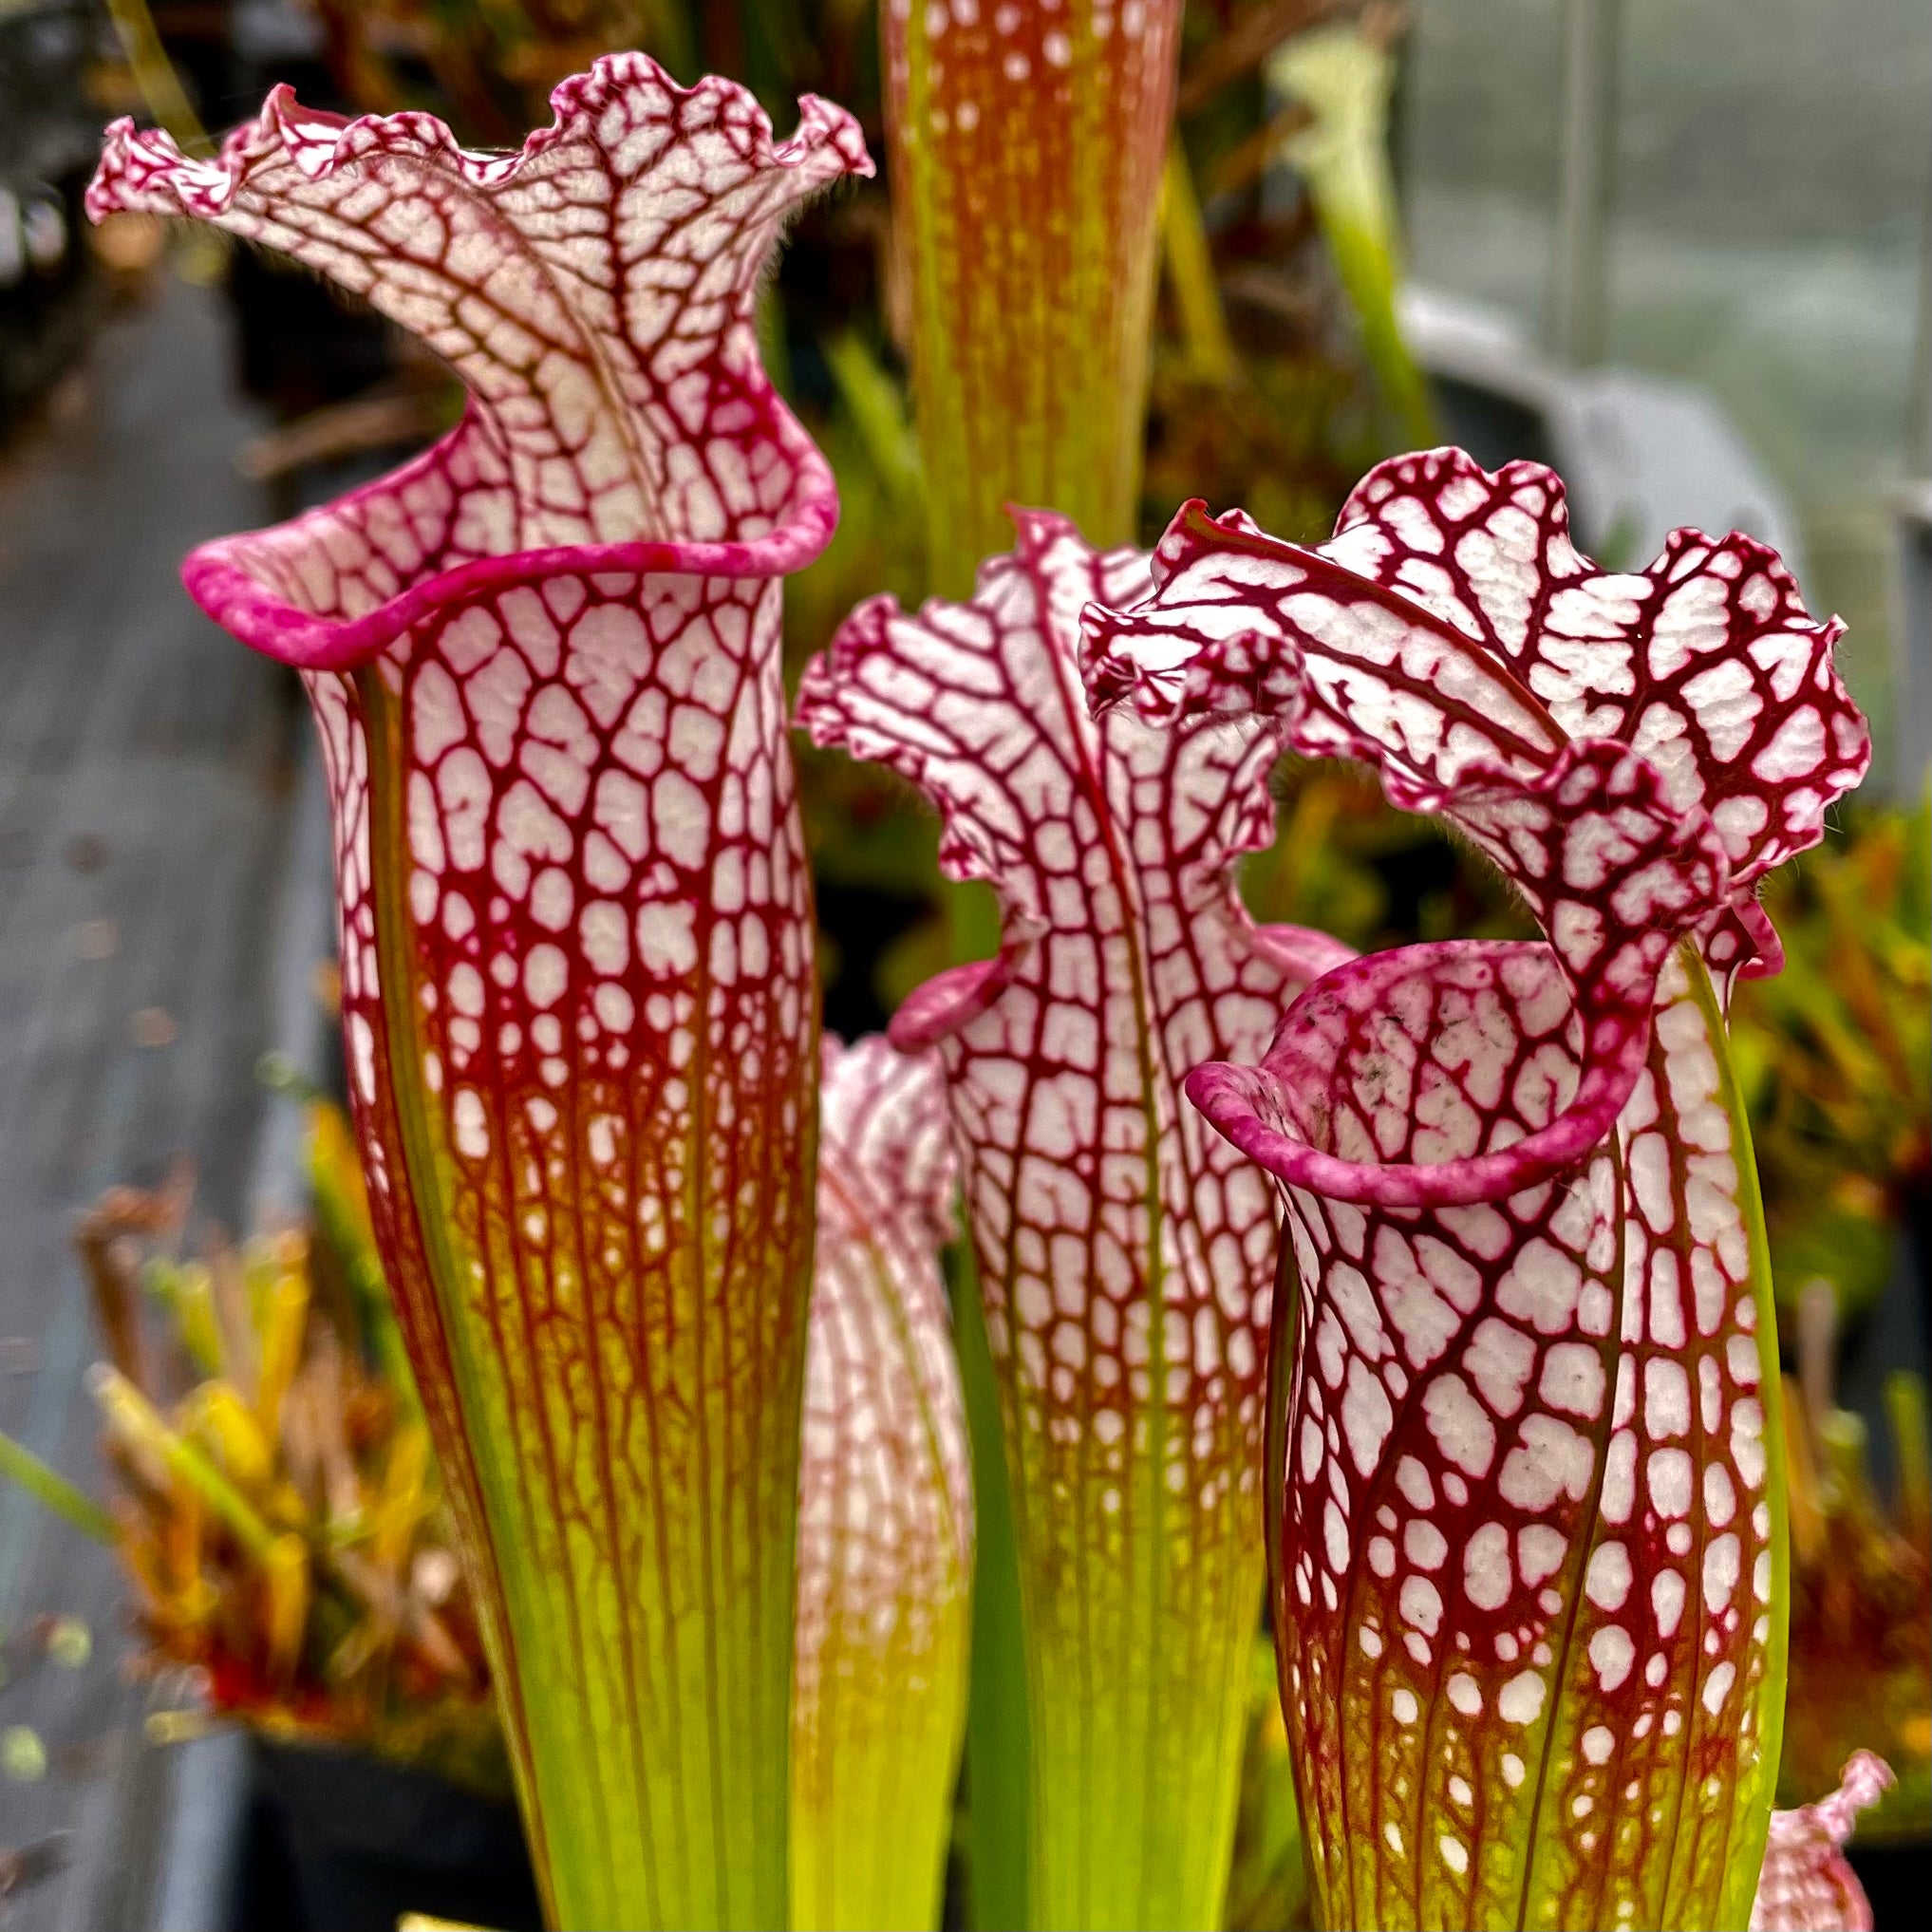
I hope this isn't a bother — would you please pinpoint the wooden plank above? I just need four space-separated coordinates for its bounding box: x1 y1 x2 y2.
0 268 300 1931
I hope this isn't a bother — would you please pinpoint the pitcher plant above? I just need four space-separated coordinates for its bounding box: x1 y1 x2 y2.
90 57 869 1927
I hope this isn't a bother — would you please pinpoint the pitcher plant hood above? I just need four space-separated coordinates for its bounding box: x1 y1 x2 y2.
1083 447 1868 1207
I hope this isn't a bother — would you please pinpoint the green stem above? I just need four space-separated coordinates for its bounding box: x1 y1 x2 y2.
824 332 925 511
88 1364 278 1563
1268 23 1437 448
0 1428 117 1547
1885 1370 1931 1529
1685 947 1791 1927
1161 141 1237 385
104 0 211 155
948 1240 1033 1932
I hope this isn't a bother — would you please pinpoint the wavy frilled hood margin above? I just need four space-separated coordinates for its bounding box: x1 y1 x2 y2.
90 61 870 1932
797 510 1350 1929
1081 451 1870 1930
1083 447 1868 1209
89 55 869 664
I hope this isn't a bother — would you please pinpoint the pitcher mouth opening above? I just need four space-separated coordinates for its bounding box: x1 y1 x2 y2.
181 397 841 676
1182 937 1647 1210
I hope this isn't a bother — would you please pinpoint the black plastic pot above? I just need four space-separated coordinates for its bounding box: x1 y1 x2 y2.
1849 1835 1932 1931
237 1737 543 1932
